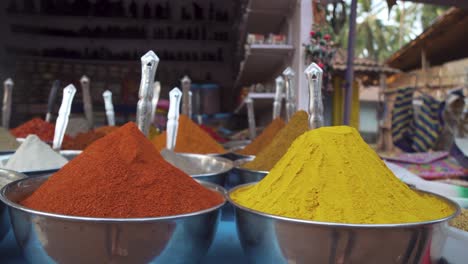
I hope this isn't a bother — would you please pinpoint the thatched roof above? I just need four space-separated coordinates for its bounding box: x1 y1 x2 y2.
386 8 468 71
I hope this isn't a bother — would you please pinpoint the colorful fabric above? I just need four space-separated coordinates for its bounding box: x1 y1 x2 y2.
380 151 448 164
393 156 468 180
412 96 443 152
391 87 414 152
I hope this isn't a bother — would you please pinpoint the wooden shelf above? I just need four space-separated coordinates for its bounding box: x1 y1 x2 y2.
6 14 231 28
235 44 294 87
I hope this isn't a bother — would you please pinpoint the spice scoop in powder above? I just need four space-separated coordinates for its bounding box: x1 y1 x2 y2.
21 122 224 218
2 134 68 172
231 126 455 224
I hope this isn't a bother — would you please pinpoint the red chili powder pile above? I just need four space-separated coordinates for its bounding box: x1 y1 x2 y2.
21 122 224 218
10 118 71 142
152 115 225 154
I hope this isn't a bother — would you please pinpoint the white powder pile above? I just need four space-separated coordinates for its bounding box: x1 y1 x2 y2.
3 135 68 172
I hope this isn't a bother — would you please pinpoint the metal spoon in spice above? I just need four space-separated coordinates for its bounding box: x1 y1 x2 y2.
52 84 77 151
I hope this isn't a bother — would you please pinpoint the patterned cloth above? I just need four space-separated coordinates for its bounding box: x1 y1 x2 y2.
391 87 414 152
412 96 443 152
392 156 468 180
380 151 448 164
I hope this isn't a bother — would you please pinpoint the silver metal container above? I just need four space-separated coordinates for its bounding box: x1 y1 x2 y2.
60 150 82 161
0 175 226 264
0 168 26 242
228 183 460 264
175 153 233 186
230 157 268 187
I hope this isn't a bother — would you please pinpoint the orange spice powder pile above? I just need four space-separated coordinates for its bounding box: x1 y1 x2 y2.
152 115 225 154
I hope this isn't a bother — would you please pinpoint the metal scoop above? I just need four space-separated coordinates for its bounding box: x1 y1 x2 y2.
53 84 77 151
283 67 296 122
102 90 115 126
80 75 94 129
150 81 161 125
45 80 60 123
166 87 182 151
273 76 284 120
304 63 324 129
136 50 160 137
181 75 192 117
2 78 13 129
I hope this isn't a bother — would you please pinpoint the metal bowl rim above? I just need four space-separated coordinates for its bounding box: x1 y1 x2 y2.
0 175 227 223
233 157 269 174
228 182 461 228
175 153 233 177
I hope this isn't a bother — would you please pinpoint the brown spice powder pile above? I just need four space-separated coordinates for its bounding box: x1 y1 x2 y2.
243 111 309 171
238 118 285 156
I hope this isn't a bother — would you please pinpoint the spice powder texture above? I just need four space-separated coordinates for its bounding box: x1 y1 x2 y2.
21 122 223 218
243 111 309 171
152 115 225 154
238 117 285 155
232 126 454 224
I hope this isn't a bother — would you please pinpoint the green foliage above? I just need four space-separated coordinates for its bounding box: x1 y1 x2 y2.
326 1 446 63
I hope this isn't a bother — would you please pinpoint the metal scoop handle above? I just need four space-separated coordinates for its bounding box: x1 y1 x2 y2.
304 63 324 129
246 96 256 139
167 87 182 150
181 75 191 116
273 76 284 120
137 51 160 137
2 78 13 129
46 80 60 122
283 67 296 122
150 81 161 125
102 90 115 126
80 75 94 129
53 84 77 150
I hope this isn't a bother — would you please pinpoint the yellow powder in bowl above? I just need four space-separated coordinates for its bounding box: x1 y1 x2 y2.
231 126 454 224
242 111 309 171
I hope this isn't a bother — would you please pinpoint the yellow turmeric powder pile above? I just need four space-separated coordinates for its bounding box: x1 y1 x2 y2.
152 115 225 154
238 118 285 155
231 126 454 224
242 111 309 171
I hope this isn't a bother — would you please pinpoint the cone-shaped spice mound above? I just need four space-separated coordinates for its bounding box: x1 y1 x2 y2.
232 126 454 224
22 122 224 218
11 118 69 142
243 111 309 171
238 117 285 155
152 115 225 154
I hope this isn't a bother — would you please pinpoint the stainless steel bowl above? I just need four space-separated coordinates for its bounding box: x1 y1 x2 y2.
228 183 460 264
1 175 226 264
0 168 27 242
230 157 268 187
164 152 233 187
222 140 251 150
60 150 82 161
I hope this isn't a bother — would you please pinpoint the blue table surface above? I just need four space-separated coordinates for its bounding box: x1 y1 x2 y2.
0 213 247 263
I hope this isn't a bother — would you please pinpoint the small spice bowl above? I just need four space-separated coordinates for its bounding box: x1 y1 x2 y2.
162 151 233 187
230 157 268 187
0 168 27 241
228 183 460 264
0 175 226 264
